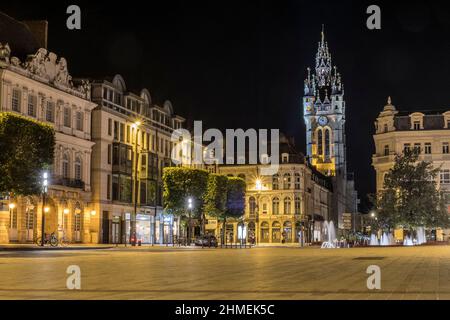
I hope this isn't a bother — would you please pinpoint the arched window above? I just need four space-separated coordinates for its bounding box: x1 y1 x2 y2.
272 174 279 190
294 197 301 214
325 128 330 158
283 197 291 214
317 129 323 155
272 197 280 215
249 197 256 215
283 173 291 189
62 153 70 178
294 173 301 189
75 156 82 181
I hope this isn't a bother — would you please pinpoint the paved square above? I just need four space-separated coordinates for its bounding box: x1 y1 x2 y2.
0 246 449 299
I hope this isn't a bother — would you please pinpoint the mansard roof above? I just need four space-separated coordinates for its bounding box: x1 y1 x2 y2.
393 110 450 131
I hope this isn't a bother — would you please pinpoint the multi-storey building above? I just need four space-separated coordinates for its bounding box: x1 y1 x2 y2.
216 136 332 245
372 97 450 241
303 28 358 231
0 14 97 244
90 75 186 244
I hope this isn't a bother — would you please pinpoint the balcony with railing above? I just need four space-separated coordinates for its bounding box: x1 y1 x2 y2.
51 175 85 189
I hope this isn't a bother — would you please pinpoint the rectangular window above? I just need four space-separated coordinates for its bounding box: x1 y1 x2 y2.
64 107 71 127
403 143 411 153
76 111 83 131
119 123 125 142
443 142 449 154
126 125 131 143
27 94 36 117
414 143 421 154
107 174 111 200
108 144 112 164
425 143 432 154
440 170 450 184
12 89 21 112
113 121 119 140
108 118 112 136
413 121 420 130
103 87 108 99
384 145 389 156
46 101 55 122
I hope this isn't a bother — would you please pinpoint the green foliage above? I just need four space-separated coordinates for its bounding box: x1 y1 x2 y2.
162 167 209 217
373 149 449 230
0 112 55 195
203 174 228 218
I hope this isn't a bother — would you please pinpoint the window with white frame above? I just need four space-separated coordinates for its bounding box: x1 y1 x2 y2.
294 172 301 189
413 121 420 130
413 143 421 154
12 89 21 112
63 107 71 127
27 94 36 117
74 156 82 181
424 143 432 154
403 143 411 153
440 170 450 184
62 153 70 178
294 197 301 214
384 145 389 156
443 142 449 154
76 111 83 131
46 101 55 122
283 197 291 214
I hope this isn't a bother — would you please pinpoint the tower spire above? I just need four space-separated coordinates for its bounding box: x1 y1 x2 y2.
321 24 325 44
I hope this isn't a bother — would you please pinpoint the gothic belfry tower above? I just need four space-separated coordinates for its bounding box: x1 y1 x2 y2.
303 27 357 229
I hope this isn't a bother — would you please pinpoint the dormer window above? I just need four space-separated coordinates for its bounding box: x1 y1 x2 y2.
281 153 289 163
409 112 424 130
383 124 388 133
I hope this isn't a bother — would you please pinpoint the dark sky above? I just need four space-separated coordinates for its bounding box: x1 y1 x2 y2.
2 0 450 210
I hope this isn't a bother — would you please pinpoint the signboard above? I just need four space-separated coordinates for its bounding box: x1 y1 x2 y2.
342 213 352 230
205 219 217 230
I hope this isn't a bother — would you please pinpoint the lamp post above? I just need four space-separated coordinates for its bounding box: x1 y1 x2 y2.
130 121 141 246
255 178 262 246
9 202 15 232
187 197 193 245
41 172 48 247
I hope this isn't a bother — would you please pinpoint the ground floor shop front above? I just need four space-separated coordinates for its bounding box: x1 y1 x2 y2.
205 217 327 245
0 190 96 244
99 205 178 245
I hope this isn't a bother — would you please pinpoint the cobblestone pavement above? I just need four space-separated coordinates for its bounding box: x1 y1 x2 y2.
0 245 449 300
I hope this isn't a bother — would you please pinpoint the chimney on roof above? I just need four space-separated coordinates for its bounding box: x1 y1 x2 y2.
22 20 48 49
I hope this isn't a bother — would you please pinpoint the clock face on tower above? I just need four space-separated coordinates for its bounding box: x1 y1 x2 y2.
318 116 328 126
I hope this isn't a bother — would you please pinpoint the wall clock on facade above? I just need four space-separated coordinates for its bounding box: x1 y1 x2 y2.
318 116 328 126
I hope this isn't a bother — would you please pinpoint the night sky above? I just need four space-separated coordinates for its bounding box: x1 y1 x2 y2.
2 0 450 210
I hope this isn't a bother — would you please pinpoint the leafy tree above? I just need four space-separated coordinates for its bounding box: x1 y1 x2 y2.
0 112 55 196
203 174 228 235
221 177 246 244
163 167 209 242
373 149 449 232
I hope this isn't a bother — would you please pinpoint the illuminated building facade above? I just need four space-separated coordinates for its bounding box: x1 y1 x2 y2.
303 28 358 231
372 97 450 241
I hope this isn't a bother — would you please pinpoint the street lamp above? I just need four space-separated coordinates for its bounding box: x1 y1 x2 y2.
9 202 16 230
131 120 141 246
187 197 193 245
41 171 49 247
254 178 262 246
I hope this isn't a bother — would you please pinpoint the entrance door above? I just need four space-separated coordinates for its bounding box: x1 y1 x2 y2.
74 212 81 242
25 208 35 242
112 221 120 244
8 208 18 242
102 211 110 244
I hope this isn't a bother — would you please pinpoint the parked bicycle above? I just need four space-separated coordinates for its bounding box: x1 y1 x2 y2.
34 232 58 247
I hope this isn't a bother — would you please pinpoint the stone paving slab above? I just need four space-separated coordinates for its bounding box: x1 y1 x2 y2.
0 246 449 299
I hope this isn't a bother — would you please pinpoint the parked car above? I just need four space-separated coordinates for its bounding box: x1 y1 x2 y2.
195 235 218 247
